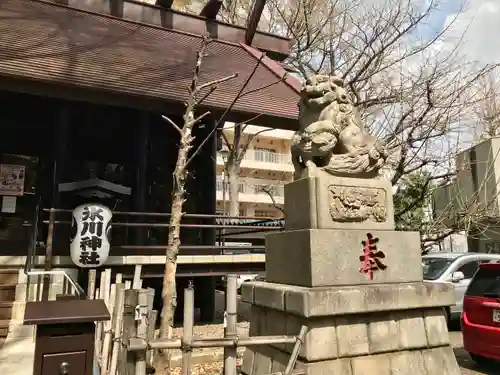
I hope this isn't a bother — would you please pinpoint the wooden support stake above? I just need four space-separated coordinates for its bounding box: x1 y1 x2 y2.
101 275 117 373
122 289 139 375
88 269 97 300
284 325 308 375
146 310 158 370
135 289 149 375
109 283 125 375
95 273 106 363
132 265 142 289
103 268 112 304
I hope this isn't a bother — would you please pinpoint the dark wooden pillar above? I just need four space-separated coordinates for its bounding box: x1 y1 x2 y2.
52 107 71 207
196 119 217 248
49 107 71 256
134 112 150 247
192 119 218 323
195 276 216 323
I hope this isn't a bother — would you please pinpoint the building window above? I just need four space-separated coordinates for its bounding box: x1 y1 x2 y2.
254 147 278 163
255 210 272 218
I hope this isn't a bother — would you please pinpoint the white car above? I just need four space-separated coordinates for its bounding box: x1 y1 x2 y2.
236 274 259 289
221 274 260 290
422 252 500 323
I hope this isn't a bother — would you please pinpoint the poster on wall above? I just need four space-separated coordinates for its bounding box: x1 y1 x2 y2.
0 164 25 196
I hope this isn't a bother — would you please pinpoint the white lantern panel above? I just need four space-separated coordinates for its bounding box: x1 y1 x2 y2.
70 203 112 268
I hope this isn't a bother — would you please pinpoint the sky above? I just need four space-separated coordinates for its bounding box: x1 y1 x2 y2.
427 0 500 64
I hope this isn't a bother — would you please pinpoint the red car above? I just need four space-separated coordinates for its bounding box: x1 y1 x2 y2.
461 262 500 364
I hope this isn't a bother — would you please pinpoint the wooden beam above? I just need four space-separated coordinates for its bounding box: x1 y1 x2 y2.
199 0 223 19
155 0 174 8
245 0 266 45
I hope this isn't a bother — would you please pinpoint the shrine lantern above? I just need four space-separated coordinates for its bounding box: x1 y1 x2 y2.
70 204 112 268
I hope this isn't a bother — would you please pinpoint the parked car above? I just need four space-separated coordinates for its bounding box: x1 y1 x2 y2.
461 262 500 364
220 274 261 290
236 274 259 289
422 252 500 323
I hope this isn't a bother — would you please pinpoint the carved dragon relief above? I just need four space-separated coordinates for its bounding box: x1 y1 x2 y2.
291 75 388 180
328 185 388 223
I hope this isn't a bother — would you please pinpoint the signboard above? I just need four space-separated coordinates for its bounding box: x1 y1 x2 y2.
0 164 25 196
70 204 112 268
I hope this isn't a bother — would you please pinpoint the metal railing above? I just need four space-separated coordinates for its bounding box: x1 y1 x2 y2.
24 199 87 301
217 149 293 166
216 177 285 197
25 208 284 301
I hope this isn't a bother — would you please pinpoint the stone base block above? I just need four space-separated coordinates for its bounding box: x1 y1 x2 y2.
265 229 422 287
268 229 423 287
242 345 461 375
241 281 453 318
247 302 450 362
284 172 395 231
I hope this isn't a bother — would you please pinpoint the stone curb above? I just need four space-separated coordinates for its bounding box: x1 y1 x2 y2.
241 281 455 317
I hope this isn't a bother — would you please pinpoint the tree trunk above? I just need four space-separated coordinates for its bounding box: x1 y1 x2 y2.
160 126 193 341
227 159 240 217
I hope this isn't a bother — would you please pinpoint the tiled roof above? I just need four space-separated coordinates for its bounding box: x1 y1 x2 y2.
0 0 300 128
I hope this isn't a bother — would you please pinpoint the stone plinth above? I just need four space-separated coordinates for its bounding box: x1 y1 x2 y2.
242 167 460 375
265 229 422 287
241 282 459 375
285 174 395 231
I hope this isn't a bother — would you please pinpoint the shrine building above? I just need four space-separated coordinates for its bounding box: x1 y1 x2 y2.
0 0 300 327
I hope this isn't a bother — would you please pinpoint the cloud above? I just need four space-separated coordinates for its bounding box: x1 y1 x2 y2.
442 0 500 64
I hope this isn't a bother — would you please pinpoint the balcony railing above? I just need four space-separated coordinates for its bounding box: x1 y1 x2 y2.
217 149 292 166
216 177 285 197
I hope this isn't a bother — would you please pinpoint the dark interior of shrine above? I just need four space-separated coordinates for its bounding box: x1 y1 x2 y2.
0 89 218 323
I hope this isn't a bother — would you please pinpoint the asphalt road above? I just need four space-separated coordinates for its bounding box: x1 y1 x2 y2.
449 330 500 375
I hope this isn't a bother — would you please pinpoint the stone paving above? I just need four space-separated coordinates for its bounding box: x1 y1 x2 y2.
0 336 35 374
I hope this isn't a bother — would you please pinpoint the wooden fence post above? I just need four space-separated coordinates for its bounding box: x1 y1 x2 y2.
135 289 149 375
122 289 139 375
109 283 125 375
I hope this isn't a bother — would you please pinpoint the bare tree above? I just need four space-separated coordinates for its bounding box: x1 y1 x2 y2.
219 121 280 217
160 35 237 348
472 66 500 141
215 0 498 243
158 36 285 370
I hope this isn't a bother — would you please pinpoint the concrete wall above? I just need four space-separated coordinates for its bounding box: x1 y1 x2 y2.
433 137 500 225
432 137 500 251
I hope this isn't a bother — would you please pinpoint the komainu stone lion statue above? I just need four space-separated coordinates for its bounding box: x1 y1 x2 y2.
291 75 388 180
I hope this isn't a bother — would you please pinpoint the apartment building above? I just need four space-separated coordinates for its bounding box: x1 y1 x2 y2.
216 123 295 219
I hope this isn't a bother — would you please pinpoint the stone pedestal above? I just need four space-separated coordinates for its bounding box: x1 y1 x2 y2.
241 170 460 375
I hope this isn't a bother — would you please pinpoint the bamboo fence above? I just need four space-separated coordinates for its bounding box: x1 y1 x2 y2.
89 271 306 375
89 265 157 375
126 275 307 375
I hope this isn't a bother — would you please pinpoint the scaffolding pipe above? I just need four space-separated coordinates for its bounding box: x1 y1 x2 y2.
127 335 297 351
41 208 278 221
42 221 282 230
182 284 194 375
